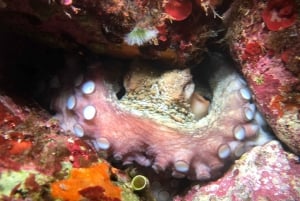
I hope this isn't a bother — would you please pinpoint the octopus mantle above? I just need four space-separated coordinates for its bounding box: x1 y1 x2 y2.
53 56 272 181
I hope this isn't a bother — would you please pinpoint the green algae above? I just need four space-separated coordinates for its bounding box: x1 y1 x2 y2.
0 169 51 198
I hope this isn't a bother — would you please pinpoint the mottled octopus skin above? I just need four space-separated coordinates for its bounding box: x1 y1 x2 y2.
53 56 272 181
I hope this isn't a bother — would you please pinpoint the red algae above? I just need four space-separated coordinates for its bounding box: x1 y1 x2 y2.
24 174 41 192
79 186 120 201
280 49 293 63
51 162 121 201
66 139 97 168
4 132 33 155
244 42 261 56
8 140 33 155
269 95 285 117
242 41 262 61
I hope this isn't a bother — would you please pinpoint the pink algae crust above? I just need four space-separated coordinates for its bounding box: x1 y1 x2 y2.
174 141 300 201
228 0 299 118
245 57 298 119
228 0 300 154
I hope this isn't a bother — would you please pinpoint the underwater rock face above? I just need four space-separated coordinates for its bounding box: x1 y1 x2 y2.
0 0 225 66
52 55 273 181
174 141 300 201
0 94 140 201
227 0 300 154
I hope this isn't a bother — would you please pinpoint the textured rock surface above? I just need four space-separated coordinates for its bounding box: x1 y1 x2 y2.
0 0 228 66
0 94 141 201
174 141 300 201
227 0 300 154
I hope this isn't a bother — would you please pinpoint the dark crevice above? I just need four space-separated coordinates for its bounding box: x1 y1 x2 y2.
116 86 126 100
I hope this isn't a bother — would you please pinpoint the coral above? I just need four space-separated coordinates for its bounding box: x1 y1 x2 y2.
174 141 300 201
52 55 273 181
164 0 193 21
262 0 297 31
124 27 159 46
51 162 122 201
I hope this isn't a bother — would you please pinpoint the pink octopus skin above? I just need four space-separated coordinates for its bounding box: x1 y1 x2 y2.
53 56 273 181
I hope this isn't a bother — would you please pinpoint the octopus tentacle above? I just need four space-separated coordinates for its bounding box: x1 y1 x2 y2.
52 55 273 181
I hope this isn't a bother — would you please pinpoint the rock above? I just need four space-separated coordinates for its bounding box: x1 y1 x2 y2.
174 141 300 201
227 0 300 154
0 0 226 66
0 94 142 201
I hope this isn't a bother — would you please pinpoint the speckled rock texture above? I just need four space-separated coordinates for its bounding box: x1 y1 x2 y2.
227 0 300 154
174 141 300 201
0 0 228 66
0 94 141 201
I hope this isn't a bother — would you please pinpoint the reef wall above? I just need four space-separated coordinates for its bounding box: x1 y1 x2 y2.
0 0 299 200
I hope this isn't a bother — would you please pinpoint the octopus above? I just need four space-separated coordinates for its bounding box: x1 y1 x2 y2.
52 53 273 181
